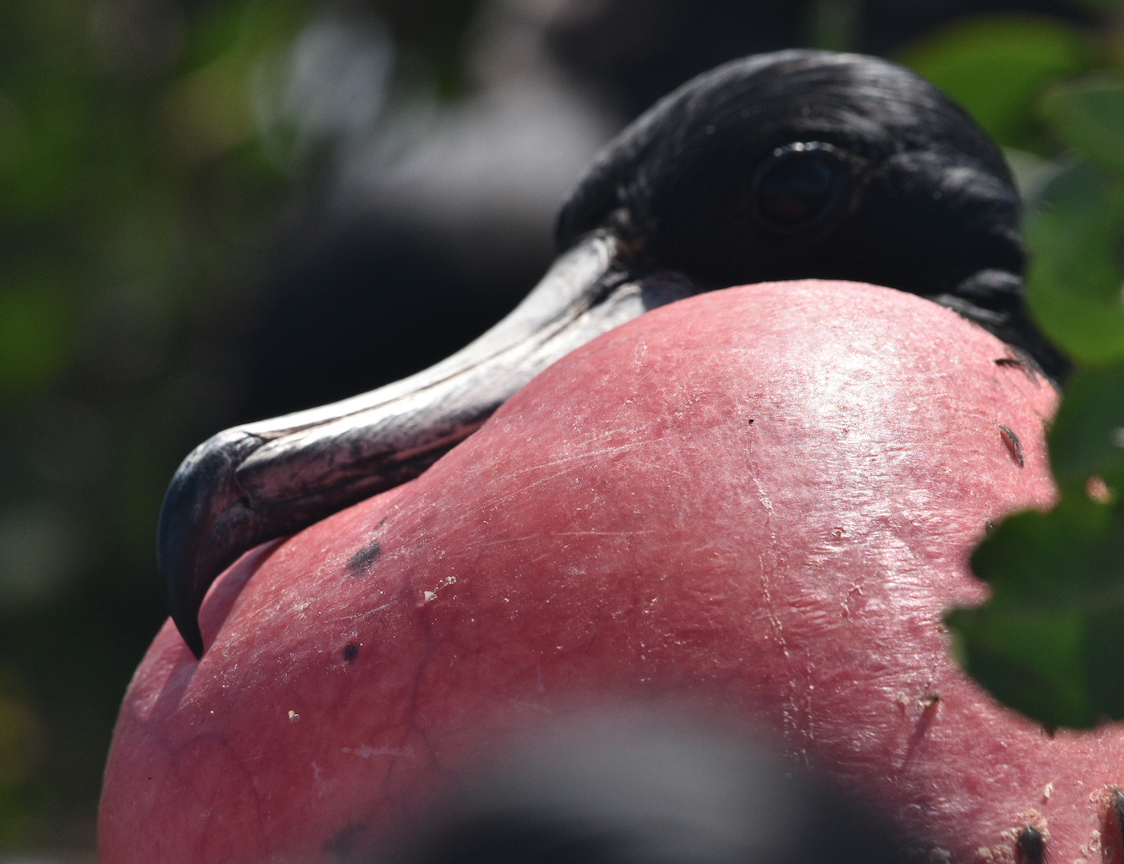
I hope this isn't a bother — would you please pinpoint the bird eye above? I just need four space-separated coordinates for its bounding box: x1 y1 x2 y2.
750 142 851 233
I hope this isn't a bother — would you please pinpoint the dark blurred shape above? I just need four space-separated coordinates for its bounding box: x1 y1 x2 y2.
88 0 186 79
236 0 619 421
239 212 541 418
540 0 1100 119
375 714 910 864
368 0 484 96
543 0 808 118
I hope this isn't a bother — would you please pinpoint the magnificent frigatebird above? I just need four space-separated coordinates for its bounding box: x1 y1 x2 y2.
159 49 1065 658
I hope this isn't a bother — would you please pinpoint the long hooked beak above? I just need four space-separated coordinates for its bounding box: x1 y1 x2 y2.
159 232 700 657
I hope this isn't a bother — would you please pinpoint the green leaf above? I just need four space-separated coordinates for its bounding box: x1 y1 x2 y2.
948 494 1124 728
1041 77 1124 175
946 603 1090 728
1025 160 1124 362
899 15 1091 148
1048 362 1124 488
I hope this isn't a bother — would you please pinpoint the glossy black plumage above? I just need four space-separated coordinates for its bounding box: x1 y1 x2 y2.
558 50 1060 374
158 50 1065 657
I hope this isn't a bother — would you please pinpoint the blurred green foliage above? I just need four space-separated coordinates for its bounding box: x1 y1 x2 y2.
0 0 318 850
919 7 1124 728
901 15 1092 148
0 0 489 851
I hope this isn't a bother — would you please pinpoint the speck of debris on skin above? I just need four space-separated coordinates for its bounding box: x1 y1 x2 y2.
1079 828 1102 861
1043 782 1053 802
288 710 300 723
921 693 940 709
422 576 457 604
347 540 382 575
999 425 1025 467
1087 476 1114 505
342 642 360 664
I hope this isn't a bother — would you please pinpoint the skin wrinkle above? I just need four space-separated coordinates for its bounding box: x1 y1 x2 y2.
162 731 269 861
383 603 443 812
481 439 655 510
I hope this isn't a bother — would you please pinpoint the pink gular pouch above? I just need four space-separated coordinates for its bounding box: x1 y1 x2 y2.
101 280 1122 864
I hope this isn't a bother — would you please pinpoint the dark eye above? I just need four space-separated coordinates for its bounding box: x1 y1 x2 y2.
750 142 851 232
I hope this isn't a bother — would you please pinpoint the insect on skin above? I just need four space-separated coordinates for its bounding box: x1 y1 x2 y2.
1016 825 1046 864
998 425 1025 468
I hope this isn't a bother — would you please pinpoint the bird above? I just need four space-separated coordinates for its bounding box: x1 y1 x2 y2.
157 48 1066 659
102 278 1075 864
374 712 907 864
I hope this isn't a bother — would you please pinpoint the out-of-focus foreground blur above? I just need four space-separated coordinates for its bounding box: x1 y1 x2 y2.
0 0 1118 857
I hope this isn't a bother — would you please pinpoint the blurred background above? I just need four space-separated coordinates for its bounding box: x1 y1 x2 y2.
0 0 1119 857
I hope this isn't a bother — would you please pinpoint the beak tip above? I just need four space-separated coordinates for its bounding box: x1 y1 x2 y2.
158 473 210 660
157 429 261 661
175 613 206 660
159 527 208 659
